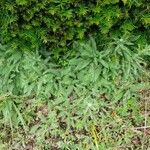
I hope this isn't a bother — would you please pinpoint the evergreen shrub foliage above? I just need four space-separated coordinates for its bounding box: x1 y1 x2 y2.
0 0 150 51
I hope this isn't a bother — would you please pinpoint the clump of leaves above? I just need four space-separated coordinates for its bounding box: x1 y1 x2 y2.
0 37 150 149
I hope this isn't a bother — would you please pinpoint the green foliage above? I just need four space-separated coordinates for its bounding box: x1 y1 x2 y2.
0 37 150 149
0 0 150 51
0 36 149 97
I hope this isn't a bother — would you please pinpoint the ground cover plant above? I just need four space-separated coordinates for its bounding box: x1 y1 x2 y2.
0 37 150 149
1 0 150 149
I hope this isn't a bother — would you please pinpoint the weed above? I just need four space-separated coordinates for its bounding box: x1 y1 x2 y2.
0 37 150 149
